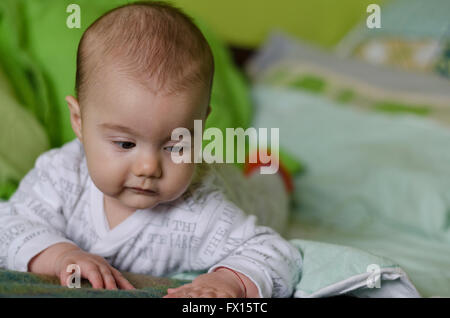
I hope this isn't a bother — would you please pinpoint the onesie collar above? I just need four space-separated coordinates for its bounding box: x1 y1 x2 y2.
88 177 152 257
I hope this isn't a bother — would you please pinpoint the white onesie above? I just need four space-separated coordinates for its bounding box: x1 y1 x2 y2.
0 139 302 297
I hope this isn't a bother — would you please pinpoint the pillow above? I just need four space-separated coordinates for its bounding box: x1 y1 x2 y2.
290 239 420 298
251 83 450 240
336 0 450 79
245 31 450 126
0 66 49 200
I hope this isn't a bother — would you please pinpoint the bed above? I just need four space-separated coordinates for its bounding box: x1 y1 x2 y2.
0 0 449 297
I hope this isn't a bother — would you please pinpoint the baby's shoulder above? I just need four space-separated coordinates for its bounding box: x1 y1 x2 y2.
175 163 249 214
183 163 232 200
190 163 250 204
34 138 87 178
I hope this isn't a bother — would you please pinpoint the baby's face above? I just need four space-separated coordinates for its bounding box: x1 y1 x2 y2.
69 68 210 212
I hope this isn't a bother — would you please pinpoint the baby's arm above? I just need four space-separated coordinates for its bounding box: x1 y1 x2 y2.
0 152 75 272
160 164 302 298
206 224 302 298
0 148 134 289
163 198 301 298
164 214 301 298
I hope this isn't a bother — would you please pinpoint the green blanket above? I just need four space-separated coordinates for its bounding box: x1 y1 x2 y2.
0 269 187 298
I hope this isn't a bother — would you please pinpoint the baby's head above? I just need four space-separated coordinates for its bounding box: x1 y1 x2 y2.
66 1 214 211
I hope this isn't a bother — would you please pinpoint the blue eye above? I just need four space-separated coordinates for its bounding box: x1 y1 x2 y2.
114 141 135 149
165 145 183 153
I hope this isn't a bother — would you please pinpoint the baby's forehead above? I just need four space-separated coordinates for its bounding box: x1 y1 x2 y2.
88 62 209 103
91 80 208 132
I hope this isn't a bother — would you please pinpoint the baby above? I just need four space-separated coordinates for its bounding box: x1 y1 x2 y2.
0 1 301 298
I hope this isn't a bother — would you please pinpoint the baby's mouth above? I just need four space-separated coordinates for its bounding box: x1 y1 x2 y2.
127 187 158 195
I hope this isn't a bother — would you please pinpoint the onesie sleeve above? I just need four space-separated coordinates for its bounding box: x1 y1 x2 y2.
186 167 302 298
205 205 302 298
0 145 78 272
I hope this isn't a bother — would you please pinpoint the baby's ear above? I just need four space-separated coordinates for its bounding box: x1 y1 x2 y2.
66 95 83 142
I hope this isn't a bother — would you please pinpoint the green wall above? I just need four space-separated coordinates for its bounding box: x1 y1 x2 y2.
173 0 389 48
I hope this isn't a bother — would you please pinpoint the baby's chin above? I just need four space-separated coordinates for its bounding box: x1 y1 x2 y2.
120 191 163 210
104 182 191 211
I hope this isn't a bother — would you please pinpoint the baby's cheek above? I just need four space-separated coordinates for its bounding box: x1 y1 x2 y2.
87 151 127 195
165 162 195 199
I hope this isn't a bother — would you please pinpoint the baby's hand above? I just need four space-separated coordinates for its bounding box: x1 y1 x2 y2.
29 242 135 290
54 246 135 290
163 268 248 298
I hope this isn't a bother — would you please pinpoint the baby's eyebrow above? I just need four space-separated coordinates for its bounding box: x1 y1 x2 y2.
99 123 138 135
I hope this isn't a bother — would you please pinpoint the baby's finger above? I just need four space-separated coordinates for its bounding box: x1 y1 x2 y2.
167 286 184 293
84 265 105 289
176 287 202 298
59 267 72 287
163 285 193 298
99 266 118 290
110 268 135 290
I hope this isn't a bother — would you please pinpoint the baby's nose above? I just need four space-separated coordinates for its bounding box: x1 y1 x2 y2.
133 154 162 178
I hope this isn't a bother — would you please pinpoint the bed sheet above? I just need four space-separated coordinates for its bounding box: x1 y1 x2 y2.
250 84 450 297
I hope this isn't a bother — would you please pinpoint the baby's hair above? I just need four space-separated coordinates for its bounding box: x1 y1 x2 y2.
75 1 214 103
